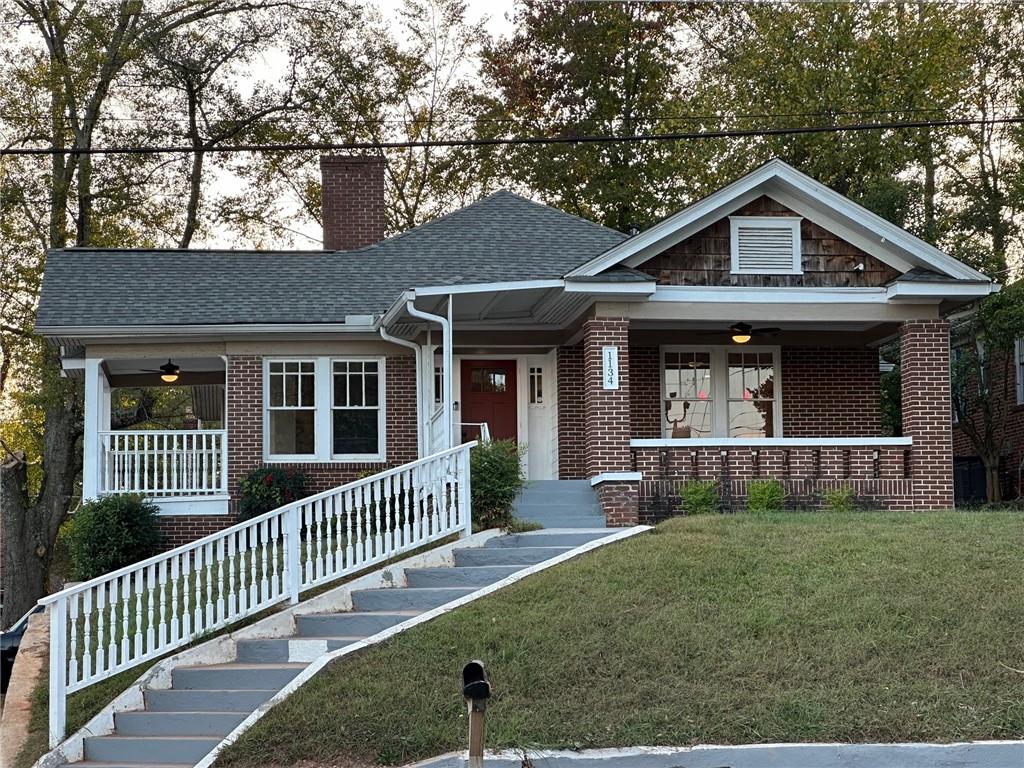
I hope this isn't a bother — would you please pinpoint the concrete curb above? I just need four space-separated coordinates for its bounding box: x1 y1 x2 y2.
410 741 1024 768
195 525 652 768
1 612 49 768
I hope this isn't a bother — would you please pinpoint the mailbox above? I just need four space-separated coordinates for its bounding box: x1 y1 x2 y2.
462 659 490 701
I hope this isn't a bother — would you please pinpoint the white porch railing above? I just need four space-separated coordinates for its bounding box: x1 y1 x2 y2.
99 430 228 497
39 442 475 747
461 422 492 444
428 407 449 453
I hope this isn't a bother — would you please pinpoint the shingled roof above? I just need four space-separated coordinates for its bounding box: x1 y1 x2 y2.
36 190 627 330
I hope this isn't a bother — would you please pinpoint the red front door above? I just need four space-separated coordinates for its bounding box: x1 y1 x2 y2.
460 360 517 442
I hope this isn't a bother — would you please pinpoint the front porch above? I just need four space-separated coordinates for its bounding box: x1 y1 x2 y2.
80 355 230 519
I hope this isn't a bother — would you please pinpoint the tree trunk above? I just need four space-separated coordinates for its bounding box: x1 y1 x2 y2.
983 454 1003 503
0 455 48 628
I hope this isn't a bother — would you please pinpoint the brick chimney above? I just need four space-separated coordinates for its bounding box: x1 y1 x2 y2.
320 155 386 250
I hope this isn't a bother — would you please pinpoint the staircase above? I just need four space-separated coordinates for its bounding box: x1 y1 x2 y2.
68 529 614 768
513 480 606 528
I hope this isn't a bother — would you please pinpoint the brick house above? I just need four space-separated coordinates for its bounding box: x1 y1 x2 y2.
36 158 996 537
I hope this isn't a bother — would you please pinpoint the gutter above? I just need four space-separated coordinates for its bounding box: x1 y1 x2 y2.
405 299 453 450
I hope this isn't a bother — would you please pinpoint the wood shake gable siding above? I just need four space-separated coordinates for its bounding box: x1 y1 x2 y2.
637 195 901 287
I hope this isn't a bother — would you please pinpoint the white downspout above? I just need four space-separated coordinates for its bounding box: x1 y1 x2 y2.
406 297 454 449
378 326 425 457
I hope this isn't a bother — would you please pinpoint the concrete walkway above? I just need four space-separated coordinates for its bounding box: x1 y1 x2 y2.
413 742 1024 768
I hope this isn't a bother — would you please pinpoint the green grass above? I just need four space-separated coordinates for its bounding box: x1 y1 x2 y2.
217 511 1024 767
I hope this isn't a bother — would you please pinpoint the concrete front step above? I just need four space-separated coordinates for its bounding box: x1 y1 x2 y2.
512 514 607 527
64 763 192 768
296 611 419 637
171 663 305 691
351 586 475 612
113 711 247 737
404 565 521 588
514 501 603 514
144 688 276 713
484 531 609 548
235 635 367 663
83 736 221 764
453 546 572 567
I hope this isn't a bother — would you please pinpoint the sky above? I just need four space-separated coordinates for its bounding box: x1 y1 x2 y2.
376 0 516 36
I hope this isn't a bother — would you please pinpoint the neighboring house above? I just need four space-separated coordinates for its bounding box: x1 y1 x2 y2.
950 329 1024 502
35 157 997 540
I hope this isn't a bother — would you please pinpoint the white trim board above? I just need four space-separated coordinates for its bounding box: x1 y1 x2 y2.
631 437 913 448
195 526 652 768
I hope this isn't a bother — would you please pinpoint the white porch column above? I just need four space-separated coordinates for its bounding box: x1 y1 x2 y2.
82 357 110 499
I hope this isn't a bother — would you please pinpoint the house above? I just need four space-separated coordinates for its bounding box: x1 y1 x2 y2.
35 157 997 540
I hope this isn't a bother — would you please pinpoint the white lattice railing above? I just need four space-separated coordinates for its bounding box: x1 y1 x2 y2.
39 442 475 747
99 430 228 497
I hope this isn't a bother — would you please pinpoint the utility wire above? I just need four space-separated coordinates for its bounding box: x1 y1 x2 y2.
3 114 1023 157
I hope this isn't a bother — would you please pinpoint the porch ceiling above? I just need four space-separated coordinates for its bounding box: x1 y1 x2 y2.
103 356 225 387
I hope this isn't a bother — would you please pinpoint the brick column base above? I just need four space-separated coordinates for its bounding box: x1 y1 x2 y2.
596 481 639 527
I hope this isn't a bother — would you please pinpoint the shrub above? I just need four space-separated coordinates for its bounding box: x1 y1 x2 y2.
679 480 720 515
470 440 526 531
63 495 162 581
822 485 857 512
746 479 785 513
238 465 309 521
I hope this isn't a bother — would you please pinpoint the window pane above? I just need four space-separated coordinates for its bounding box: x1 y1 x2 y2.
364 372 379 407
269 374 284 407
728 400 774 438
300 361 314 373
348 374 363 406
665 398 713 439
300 373 315 407
269 362 284 374
333 409 379 454
284 373 297 406
270 409 315 454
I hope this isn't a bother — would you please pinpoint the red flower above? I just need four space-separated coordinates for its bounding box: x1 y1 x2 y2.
283 490 293 502
264 474 274 485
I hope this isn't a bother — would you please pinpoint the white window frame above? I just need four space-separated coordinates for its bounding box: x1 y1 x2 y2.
330 357 387 462
263 356 386 463
660 345 783 439
1016 339 1024 405
729 216 803 275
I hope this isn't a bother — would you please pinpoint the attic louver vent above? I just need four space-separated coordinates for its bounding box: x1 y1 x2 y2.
729 216 802 275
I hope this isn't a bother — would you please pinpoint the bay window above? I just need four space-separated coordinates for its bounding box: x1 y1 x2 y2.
662 346 781 439
264 357 386 461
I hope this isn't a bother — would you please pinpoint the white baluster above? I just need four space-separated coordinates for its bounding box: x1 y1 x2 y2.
95 583 106 674
181 550 193 639
68 592 79 687
344 490 355 568
82 589 93 682
302 503 313 586
205 542 215 627
120 576 130 668
216 538 226 624
133 569 143 658
247 529 257 608
157 559 168 648
372 479 383 558
170 554 181 644
259 519 270 602
227 529 238 616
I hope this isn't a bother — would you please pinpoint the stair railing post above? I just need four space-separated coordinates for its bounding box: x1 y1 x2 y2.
284 506 301 604
48 598 67 747
460 445 473 539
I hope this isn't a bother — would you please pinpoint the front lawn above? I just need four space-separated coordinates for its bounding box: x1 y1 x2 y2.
216 511 1024 767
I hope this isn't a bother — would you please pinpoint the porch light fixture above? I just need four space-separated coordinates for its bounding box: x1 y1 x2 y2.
730 323 753 344
159 359 180 383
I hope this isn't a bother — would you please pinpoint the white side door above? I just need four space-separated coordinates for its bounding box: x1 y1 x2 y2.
525 352 557 480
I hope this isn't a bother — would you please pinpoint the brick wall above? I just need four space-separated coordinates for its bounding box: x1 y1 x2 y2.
158 515 237 549
634 445 914 522
781 347 882 436
557 344 586 479
583 318 632 475
629 345 661 439
900 320 953 508
320 155 386 250
226 353 418 499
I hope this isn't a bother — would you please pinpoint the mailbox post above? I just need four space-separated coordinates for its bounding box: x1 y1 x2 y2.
462 660 490 768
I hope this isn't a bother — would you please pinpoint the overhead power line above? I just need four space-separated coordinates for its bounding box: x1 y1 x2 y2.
2 114 1022 157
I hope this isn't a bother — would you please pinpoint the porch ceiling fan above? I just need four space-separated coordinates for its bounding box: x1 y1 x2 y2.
140 359 181 383
699 322 780 344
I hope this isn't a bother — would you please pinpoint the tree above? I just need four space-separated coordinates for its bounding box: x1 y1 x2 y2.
951 282 1024 502
478 0 693 231
0 0 297 626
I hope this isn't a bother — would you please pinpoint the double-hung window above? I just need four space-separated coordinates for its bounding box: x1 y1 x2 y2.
264 357 386 461
662 346 781 439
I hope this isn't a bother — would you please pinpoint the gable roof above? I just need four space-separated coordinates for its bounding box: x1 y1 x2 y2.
567 159 990 283
36 191 627 330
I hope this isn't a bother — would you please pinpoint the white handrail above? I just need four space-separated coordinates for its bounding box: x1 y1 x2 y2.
460 422 491 444
41 442 476 748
